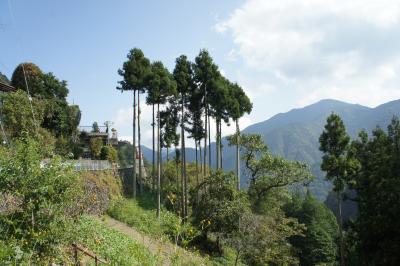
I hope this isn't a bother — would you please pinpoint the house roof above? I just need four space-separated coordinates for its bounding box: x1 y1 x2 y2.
0 82 16 92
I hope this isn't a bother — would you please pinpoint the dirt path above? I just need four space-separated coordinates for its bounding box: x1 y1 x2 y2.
98 216 207 266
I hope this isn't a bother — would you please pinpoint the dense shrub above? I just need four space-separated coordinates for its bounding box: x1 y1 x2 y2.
0 137 79 262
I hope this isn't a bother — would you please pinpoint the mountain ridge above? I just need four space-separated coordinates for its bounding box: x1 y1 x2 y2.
140 98 400 201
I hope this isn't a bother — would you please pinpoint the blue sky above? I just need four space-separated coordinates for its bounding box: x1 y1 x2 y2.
2 0 400 147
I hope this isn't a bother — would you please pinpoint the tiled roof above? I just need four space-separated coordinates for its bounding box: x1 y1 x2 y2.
0 82 16 92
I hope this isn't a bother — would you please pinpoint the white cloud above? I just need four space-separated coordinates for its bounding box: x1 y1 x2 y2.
114 96 157 147
216 0 400 107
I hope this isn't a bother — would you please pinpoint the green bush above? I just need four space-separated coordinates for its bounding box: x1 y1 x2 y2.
0 137 79 262
100 145 118 162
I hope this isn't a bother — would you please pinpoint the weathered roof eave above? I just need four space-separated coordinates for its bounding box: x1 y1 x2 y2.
0 82 16 92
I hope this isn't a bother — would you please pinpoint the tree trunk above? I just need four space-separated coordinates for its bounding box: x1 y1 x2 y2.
236 119 240 190
138 93 143 194
181 96 188 220
234 250 240 266
133 90 137 198
181 101 186 219
183 135 188 219
199 142 203 181
208 113 211 172
203 85 207 177
337 190 345 266
156 103 161 220
175 147 179 195
152 104 155 192
195 141 199 187
167 147 169 162
216 119 219 169
160 146 163 177
220 121 223 169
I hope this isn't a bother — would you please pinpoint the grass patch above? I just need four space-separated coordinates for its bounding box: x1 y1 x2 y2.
107 193 178 239
107 193 244 266
70 215 159 265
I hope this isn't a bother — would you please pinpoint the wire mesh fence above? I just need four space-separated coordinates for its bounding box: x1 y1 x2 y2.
69 160 113 171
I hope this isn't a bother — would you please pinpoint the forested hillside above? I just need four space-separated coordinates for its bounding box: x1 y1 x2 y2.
168 99 400 200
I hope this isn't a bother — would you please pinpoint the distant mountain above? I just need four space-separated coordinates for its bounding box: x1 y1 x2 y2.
141 99 400 201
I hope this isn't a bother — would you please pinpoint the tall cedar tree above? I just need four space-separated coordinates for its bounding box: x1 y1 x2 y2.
226 82 252 189
173 55 193 219
117 48 151 198
208 76 229 170
194 50 220 176
187 79 205 187
147 61 177 219
319 113 352 266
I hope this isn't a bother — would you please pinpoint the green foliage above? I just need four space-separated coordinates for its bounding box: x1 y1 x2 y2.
89 137 103 159
192 171 251 238
0 72 9 84
7 62 81 156
347 117 400 265
117 141 133 168
226 82 252 121
194 49 220 89
92 121 100 132
100 145 118 162
319 113 357 192
11 63 43 93
11 64 69 101
0 137 79 260
0 90 45 138
147 61 177 106
319 113 355 265
238 213 303 266
285 192 339 266
236 133 313 211
117 48 151 93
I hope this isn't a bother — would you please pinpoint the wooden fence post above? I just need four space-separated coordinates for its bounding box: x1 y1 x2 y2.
73 243 78 266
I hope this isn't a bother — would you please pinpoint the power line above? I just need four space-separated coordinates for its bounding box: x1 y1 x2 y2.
6 0 39 132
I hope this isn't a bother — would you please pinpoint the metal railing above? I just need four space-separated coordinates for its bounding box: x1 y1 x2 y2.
72 243 108 265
